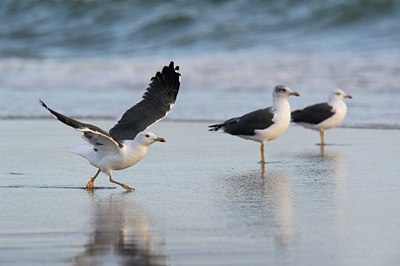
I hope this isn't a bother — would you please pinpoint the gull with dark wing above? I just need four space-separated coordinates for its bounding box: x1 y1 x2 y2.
291 89 352 145
209 85 300 164
40 62 180 192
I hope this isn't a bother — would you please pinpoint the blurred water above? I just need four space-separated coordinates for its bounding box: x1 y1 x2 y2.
1 0 399 58
0 0 399 128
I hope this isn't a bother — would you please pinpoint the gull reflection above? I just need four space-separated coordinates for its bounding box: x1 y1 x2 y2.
324 150 348 238
222 168 293 250
73 193 167 266
299 148 349 241
263 171 293 248
318 142 351 157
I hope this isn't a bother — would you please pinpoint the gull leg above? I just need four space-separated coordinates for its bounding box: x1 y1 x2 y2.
109 174 134 192
260 143 266 164
320 130 325 146
261 159 266 177
86 169 101 189
320 144 325 157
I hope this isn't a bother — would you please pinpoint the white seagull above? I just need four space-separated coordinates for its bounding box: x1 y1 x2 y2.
291 89 352 145
40 62 181 192
209 85 300 164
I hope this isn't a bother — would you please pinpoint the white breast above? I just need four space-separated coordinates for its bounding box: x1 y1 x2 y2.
317 101 347 130
242 99 291 143
69 141 149 174
104 141 148 171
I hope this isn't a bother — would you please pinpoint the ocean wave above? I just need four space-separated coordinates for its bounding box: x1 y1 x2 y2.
0 0 399 58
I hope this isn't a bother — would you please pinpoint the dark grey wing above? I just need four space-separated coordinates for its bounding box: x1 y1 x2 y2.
291 103 334 124
109 61 181 141
40 100 123 148
209 117 241 132
211 107 274 136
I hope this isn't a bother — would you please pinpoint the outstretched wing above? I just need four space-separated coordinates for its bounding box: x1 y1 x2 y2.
109 61 181 141
292 103 334 125
40 100 123 148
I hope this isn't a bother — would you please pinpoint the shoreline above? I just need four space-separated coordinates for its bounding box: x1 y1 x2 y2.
1 117 399 130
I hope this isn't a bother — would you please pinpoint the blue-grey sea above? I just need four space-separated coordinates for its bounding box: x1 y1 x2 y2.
0 0 399 128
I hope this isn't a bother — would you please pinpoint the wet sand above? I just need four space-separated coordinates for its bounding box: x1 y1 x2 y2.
1 120 399 265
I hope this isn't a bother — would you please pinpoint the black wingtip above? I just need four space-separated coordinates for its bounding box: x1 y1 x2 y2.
208 124 222 131
39 99 48 109
167 61 180 74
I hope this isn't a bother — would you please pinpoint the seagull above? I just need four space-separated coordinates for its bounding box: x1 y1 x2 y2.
40 61 181 192
291 89 352 145
209 85 300 164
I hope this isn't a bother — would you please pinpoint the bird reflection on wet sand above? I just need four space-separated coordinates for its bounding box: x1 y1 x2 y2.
317 142 352 157
296 148 349 240
221 168 294 250
264 170 293 248
73 193 167 266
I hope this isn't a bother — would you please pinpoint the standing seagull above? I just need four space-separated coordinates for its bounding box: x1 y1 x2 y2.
291 89 352 145
209 85 300 164
40 62 180 192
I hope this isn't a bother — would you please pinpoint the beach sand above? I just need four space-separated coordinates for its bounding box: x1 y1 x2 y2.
1 120 399 265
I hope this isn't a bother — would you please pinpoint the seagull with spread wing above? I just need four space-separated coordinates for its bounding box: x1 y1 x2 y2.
40 62 180 192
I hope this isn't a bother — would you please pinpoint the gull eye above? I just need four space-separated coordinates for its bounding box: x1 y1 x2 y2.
336 93 341 95
145 134 150 138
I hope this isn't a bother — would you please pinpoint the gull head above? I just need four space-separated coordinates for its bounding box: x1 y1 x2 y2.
273 85 300 99
136 131 166 146
330 89 352 101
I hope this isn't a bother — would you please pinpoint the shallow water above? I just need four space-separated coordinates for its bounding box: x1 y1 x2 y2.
1 120 399 265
